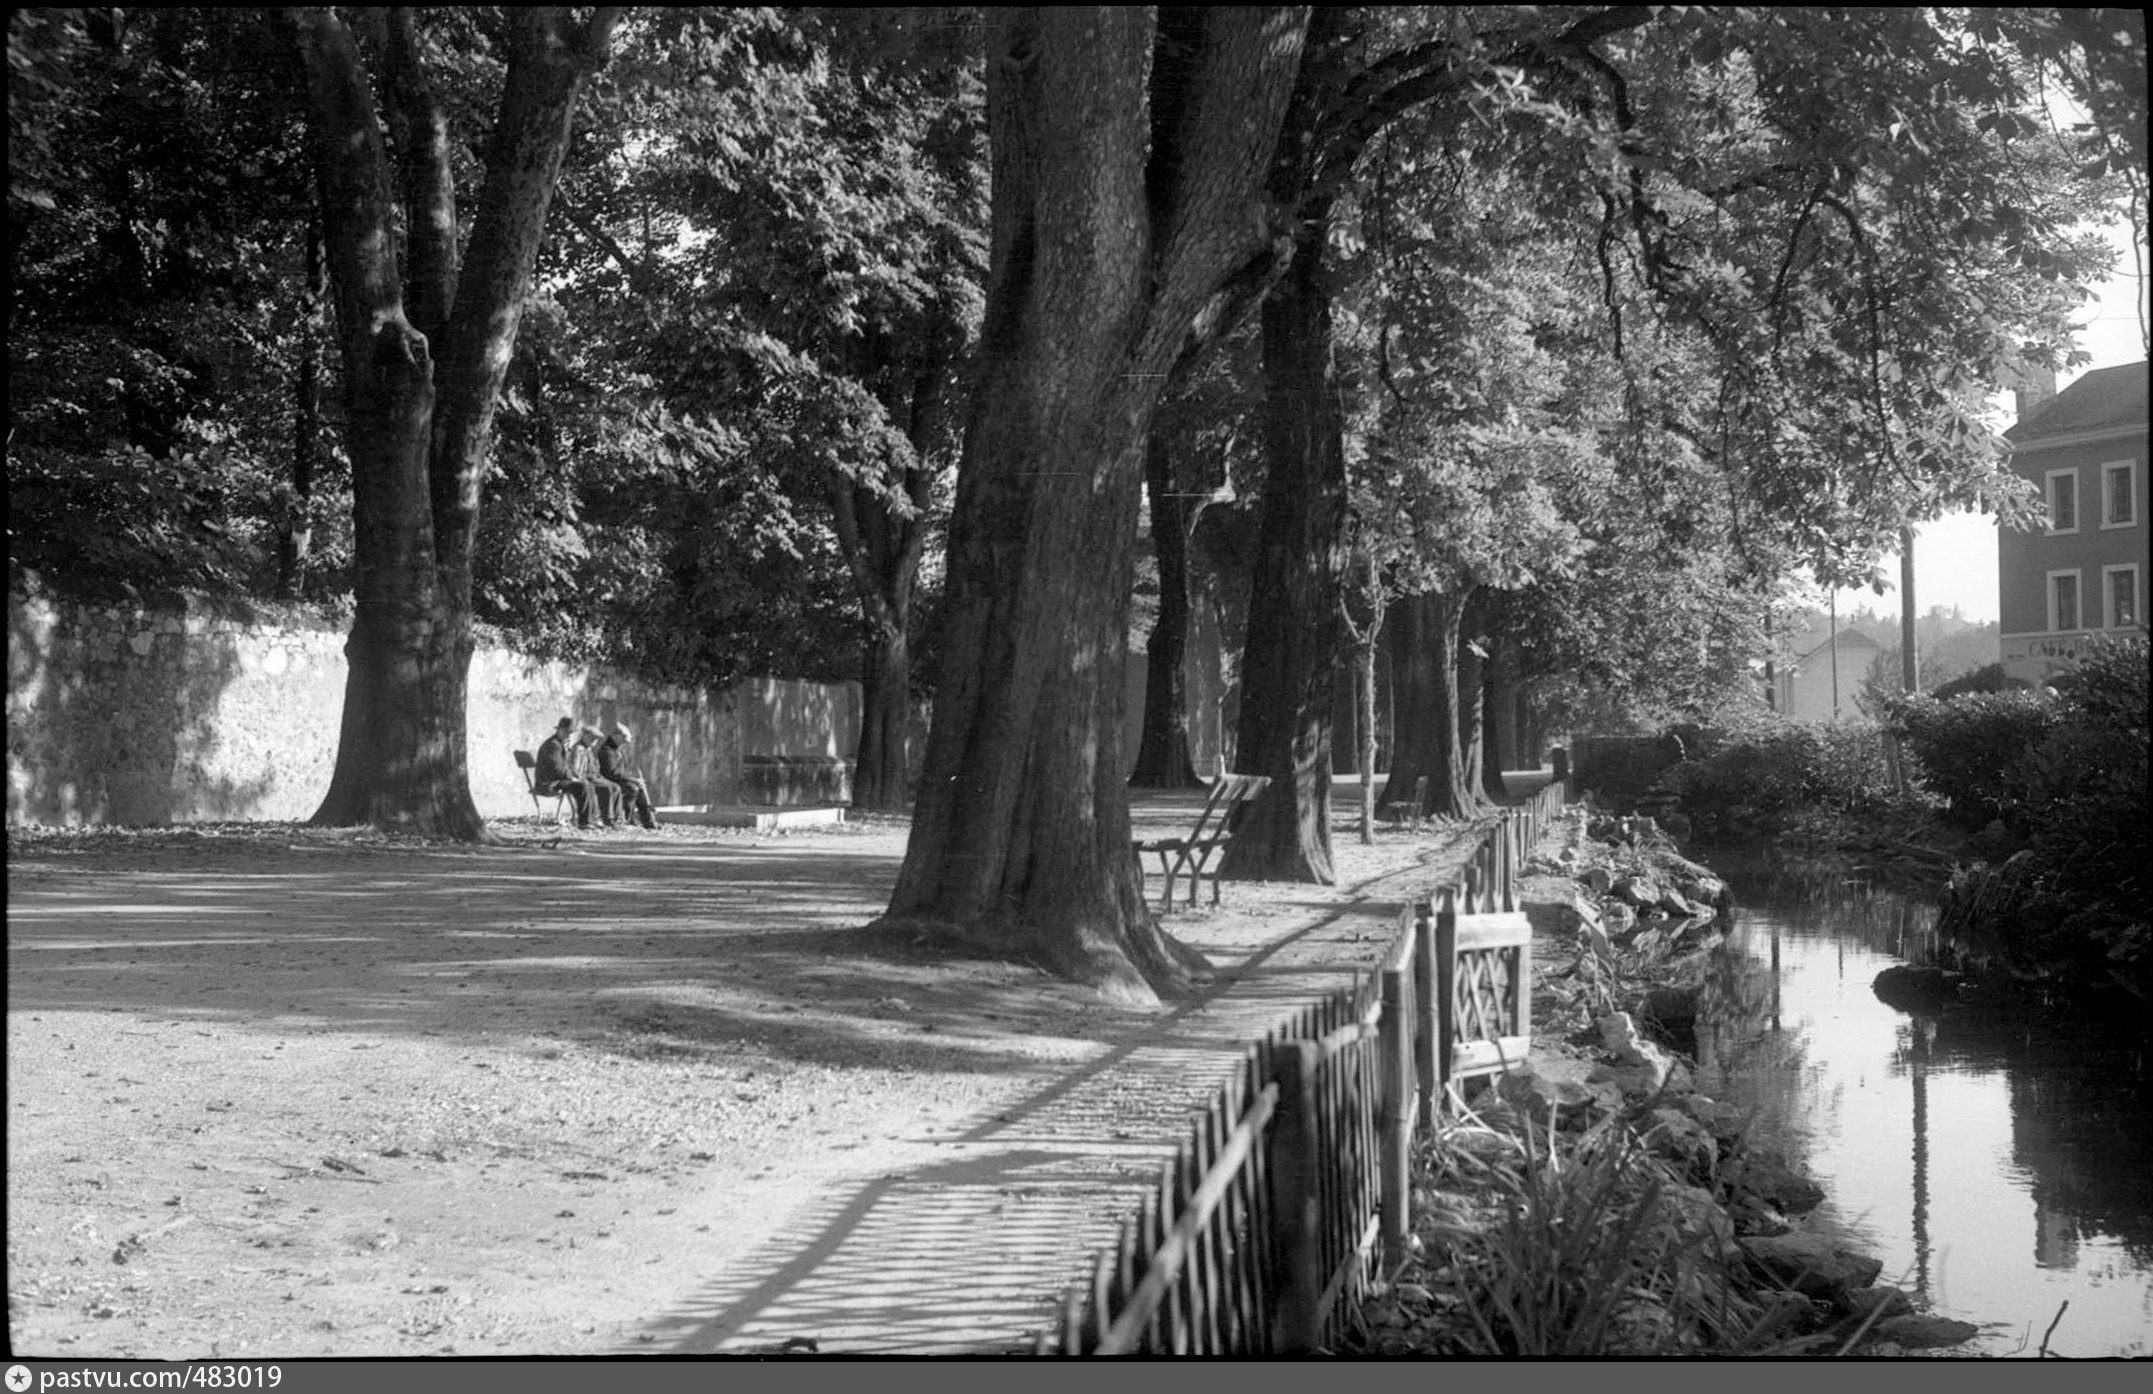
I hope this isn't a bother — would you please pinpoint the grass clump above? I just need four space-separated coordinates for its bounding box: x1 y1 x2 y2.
1349 1110 1814 1358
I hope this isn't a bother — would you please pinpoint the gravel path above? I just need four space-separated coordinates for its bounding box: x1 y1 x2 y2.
7 798 1489 1358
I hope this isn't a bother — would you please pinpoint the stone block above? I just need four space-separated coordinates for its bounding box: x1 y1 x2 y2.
1870 1314 1982 1349
1738 1232 1883 1306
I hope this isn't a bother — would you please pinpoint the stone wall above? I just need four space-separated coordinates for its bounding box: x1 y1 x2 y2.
6 586 859 827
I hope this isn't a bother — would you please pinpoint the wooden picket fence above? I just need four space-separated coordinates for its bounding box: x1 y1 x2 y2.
1051 787 1562 1355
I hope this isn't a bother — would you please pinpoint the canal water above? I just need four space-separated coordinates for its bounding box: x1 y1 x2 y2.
1684 855 2153 1358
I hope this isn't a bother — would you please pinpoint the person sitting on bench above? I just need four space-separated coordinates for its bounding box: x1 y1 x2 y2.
569 725 624 828
597 725 661 830
534 717 597 829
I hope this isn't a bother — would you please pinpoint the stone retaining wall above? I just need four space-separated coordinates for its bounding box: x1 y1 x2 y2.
6 585 860 827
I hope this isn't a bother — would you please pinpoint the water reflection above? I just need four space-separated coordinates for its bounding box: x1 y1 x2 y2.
1686 854 2153 1358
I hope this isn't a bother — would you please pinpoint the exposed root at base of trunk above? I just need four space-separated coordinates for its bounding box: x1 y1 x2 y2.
306 811 501 845
862 909 1213 1009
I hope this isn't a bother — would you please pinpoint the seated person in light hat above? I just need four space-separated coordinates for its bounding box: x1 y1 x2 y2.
597 724 661 830
569 725 624 827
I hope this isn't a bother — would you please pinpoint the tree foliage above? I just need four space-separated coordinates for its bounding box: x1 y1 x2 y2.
8 8 347 598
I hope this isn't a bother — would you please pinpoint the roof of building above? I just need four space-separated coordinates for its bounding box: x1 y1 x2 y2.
2005 361 2149 445
1786 627 1883 663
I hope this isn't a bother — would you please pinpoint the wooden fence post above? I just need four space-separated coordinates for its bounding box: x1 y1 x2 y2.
1266 1038 1323 1353
1495 815 1513 912
1379 964 1412 1272
1413 902 1438 1134
1434 887 1459 1109
1508 812 1523 908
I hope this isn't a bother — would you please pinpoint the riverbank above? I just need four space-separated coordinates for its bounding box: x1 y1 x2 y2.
1345 809 1984 1357
1681 802 2153 1009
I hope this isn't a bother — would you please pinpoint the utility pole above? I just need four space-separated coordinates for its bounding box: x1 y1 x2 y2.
1889 525 1918 793
1900 526 1919 694
1829 591 1840 721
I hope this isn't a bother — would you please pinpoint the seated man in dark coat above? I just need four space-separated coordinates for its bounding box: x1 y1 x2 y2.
596 725 661 830
533 716 596 829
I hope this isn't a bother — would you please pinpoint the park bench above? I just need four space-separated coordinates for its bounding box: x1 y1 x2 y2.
1375 775 1429 829
1132 772 1271 911
513 749 567 823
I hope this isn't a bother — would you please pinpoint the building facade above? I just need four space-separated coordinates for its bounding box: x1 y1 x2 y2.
1773 625 1882 722
1998 362 2150 685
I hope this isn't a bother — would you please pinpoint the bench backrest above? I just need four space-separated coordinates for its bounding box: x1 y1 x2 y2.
1191 772 1269 850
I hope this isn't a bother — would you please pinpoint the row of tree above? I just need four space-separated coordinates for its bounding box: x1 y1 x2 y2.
9 6 2144 999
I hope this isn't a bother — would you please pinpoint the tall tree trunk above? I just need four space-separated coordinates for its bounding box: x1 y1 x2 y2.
852 620 912 805
833 469 928 811
1355 634 1378 844
833 331 950 812
291 7 618 839
1379 589 1432 808
1456 592 1491 813
852 604 914 810
1384 588 1478 817
1479 592 1515 802
875 8 1309 1005
1218 214 1351 886
1421 587 1479 819
1130 428 1203 788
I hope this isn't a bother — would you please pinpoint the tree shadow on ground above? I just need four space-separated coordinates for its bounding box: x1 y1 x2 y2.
6 821 1139 1078
7 804 1498 1354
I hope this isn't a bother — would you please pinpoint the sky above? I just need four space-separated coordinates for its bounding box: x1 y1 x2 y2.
1825 214 2148 626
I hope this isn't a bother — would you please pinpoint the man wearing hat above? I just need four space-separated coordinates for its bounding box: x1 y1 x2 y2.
569 725 624 827
597 725 660 830
533 716 597 829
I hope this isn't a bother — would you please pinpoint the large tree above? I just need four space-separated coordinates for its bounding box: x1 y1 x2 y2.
1129 348 1259 790
531 10 986 808
290 6 619 837
873 7 1310 1004
1224 6 1661 880
1232 4 2117 867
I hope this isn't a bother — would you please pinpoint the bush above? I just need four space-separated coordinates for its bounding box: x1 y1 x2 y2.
1893 690 2061 830
1659 717 1894 830
2017 641 2149 928
2046 636 2150 732
1928 662 2028 702
1921 639 2149 997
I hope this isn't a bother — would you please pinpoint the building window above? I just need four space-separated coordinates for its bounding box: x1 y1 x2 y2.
2102 460 2138 529
2046 468 2078 533
2106 565 2141 629
2049 570 2081 632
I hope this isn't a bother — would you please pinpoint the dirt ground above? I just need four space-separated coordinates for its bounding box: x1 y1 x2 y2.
6 797 1472 1359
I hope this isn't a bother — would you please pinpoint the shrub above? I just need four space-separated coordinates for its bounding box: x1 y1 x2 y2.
2046 636 2150 731
1921 640 2149 996
1659 717 1893 829
2016 641 2149 943
1928 661 2028 702
1893 690 2061 830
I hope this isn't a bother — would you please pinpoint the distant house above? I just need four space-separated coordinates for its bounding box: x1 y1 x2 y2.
1998 362 2150 685
1773 625 1882 722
